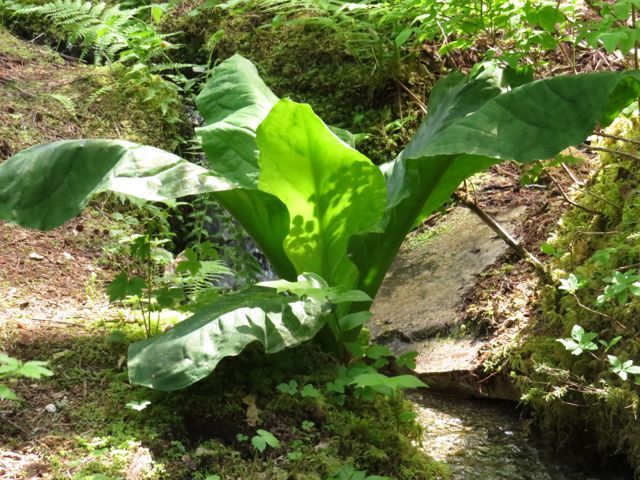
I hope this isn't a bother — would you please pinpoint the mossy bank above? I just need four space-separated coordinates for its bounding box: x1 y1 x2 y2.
496 116 640 474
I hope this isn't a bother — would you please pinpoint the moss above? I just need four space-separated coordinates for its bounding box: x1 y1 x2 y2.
498 115 640 472
162 0 431 164
2 313 448 479
0 26 186 161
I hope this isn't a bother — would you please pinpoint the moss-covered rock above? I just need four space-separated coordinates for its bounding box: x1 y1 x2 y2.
0 25 187 160
501 115 640 472
161 0 432 164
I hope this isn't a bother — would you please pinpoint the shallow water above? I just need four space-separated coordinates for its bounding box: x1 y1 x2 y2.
413 392 632 480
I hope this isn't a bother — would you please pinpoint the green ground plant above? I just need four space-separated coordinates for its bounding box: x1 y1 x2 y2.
252 0 579 70
3 0 193 124
0 353 54 400
3 322 447 479
500 115 640 470
1 55 639 393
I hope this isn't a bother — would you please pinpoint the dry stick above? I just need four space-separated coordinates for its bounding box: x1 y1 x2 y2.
560 162 623 210
561 162 583 185
618 262 640 271
571 294 640 344
546 171 600 215
594 131 640 146
453 192 551 282
581 143 640 162
28 317 86 327
397 81 427 114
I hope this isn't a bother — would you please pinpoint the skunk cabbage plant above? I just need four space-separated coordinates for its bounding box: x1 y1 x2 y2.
1 55 639 390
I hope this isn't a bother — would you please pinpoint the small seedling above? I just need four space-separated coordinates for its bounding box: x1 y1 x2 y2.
596 270 640 306
125 400 151 411
607 355 640 381
276 379 298 395
251 429 279 453
557 325 598 356
558 273 586 294
300 384 322 398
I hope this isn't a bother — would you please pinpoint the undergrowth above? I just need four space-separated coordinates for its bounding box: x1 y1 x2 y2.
1 318 449 479
161 0 429 164
498 115 640 473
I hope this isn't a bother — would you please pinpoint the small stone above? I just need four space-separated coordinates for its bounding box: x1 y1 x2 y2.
62 252 74 261
29 253 45 261
313 440 330 452
18 301 29 308
44 403 56 413
181 454 197 470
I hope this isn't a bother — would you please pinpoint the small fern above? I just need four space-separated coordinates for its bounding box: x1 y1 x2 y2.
83 83 114 110
42 93 77 116
181 259 233 303
12 0 169 65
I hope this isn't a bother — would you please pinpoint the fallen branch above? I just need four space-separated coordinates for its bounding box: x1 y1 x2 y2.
396 81 427 114
581 143 640 162
546 171 601 215
453 192 551 282
594 131 640 146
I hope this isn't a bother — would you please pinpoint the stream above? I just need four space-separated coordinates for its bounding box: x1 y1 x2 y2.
413 392 631 480
365 203 633 479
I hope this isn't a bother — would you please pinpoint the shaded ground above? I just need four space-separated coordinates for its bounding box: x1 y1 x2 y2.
0 29 448 480
0 216 113 333
370 159 593 399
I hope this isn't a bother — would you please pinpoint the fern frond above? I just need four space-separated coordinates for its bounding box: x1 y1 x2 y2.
13 0 163 65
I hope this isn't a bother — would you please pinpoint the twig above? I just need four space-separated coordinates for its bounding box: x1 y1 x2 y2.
5 82 36 98
560 163 622 210
581 144 640 162
396 81 427 114
0 414 32 436
619 262 640 271
594 131 640 146
546 172 600 215
576 230 621 235
572 294 640 344
453 192 551 282
561 163 583 185
28 318 86 327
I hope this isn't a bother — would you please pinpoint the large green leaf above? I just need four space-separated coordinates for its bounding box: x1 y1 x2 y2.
256 100 387 288
194 56 355 281
350 69 640 297
195 54 278 188
214 189 296 279
194 55 297 279
0 139 230 230
128 289 332 390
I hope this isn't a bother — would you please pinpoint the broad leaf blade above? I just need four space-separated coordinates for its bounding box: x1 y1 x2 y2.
257 99 386 288
196 54 278 188
214 189 296 280
194 55 296 278
350 69 640 297
0 140 230 230
128 290 331 390
404 71 640 162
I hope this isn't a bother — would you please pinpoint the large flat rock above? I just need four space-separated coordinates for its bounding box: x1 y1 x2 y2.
370 205 525 398
371 206 525 342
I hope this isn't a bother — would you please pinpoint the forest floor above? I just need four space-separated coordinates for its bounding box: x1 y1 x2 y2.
371 156 592 399
0 20 625 480
0 155 601 480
